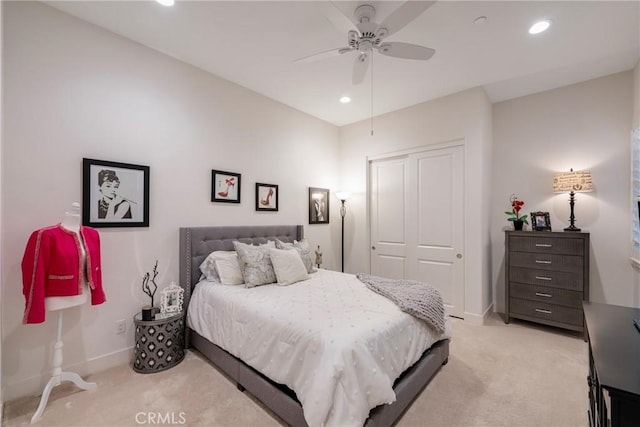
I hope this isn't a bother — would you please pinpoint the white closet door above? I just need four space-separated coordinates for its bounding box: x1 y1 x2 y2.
369 144 465 318
410 146 465 318
370 157 408 279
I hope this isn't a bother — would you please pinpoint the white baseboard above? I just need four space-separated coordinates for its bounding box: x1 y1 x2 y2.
463 303 494 325
3 346 133 402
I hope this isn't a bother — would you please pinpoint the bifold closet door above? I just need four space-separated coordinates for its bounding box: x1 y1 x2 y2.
369 145 465 318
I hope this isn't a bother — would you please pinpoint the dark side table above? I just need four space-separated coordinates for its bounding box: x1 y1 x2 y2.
133 311 185 373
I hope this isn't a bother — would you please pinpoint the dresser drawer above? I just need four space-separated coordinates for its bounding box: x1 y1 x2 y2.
509 267 583 291
509 252 583 273
509 236 584 255
510 298 584 326
509 282 583 308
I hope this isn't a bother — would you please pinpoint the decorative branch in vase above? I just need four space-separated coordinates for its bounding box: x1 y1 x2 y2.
141 260 159 319
505 194 529 231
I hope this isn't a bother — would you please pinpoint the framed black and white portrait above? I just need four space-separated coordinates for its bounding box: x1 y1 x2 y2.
309 187 330 224
531 211 552 231
82 158 150 228
211 170 241 203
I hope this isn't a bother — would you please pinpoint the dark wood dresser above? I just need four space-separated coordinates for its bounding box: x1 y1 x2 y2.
505 231 589 336
584 302 640 427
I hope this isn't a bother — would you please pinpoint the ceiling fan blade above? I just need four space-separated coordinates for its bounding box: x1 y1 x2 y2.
377 42 435 60
376 1 437 39
353 53 370 85
294 47 354 64
315 1 359 36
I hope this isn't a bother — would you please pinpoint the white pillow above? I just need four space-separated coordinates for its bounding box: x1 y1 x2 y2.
214 255 244 285
199 251 236 282
268 248 309 286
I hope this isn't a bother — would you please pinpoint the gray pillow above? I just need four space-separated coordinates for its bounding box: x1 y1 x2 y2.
276 239 316 274
233 241 276 287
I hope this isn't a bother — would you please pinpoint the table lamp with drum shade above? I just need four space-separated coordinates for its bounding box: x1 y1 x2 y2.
553 169 593 231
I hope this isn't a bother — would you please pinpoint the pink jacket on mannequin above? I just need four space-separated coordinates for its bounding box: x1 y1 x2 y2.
21 224 106 324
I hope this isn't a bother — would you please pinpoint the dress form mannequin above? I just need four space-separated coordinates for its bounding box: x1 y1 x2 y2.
31 202 97 424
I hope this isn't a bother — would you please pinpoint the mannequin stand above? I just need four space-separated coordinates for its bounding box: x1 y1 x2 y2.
31 311 97 424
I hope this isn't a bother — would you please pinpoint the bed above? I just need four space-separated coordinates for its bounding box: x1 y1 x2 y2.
179 225 450 427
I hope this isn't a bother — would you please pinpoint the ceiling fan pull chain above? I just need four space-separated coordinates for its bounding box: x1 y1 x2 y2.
371 53 374 136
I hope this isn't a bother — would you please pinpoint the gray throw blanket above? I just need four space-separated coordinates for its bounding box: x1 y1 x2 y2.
356 273 446 334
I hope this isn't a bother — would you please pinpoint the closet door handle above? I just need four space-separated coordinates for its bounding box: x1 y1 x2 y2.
535 308 552 314
535 260 552 264
535 292 553 298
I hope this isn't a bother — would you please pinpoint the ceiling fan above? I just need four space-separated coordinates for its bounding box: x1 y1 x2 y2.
296 1 437 84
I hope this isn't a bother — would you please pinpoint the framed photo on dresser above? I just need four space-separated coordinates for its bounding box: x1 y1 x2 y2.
530 211 551 231
82 158 150 228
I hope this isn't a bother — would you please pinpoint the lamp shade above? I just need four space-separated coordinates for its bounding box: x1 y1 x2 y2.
553 170 593 193
335 192 351 202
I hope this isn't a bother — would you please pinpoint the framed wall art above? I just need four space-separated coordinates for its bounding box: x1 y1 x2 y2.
309 187 330 224
255 183 278 211
211 170 241 203
82 158 150 228
531 211 552 231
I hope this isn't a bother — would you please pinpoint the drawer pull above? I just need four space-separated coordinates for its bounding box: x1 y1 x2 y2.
535 243 552 248
535 276 552 281
535 308 552 314
535 292 553 298
535 260 552 264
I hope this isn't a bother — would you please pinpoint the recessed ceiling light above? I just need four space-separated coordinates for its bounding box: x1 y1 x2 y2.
340 96 351 104
529 19 551 35
156 0 175 6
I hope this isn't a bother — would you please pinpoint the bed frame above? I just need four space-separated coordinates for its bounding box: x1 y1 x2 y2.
179 225 449 426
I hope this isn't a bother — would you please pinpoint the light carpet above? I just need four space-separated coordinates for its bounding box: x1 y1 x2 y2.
3 314 588 427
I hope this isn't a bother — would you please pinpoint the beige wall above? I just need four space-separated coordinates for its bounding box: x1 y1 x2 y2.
2 2 339 400
491 71 634 312
339 87 494 322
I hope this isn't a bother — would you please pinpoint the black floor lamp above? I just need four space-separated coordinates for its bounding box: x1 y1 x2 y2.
336 192 350 272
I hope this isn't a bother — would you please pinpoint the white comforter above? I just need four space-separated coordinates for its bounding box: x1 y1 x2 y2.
187 269 452 427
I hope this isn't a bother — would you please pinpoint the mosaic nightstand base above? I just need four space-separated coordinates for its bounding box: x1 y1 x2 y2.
133 312 185 373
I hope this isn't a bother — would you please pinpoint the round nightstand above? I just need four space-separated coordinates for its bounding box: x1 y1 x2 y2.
133 311 185 373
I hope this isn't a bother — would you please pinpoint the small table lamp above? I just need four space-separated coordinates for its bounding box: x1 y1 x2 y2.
553 169 593 231
336 192 350 272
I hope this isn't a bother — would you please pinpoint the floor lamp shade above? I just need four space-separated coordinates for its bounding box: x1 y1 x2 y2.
553 169 593 231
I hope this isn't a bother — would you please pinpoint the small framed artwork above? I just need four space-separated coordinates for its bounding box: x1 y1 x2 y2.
211 170 241 203
82 158 150 228
309 187 330 224
160 282 184 314
255 183 278 211
531 211 552 231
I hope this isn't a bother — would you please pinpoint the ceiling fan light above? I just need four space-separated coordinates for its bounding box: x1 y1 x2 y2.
529 19 551 34
340 96 352 104
155 0 175 6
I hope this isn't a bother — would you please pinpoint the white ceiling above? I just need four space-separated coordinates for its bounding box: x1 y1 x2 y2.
46 1 640 127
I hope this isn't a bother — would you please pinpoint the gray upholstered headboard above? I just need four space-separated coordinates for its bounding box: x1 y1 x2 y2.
179 224 304 312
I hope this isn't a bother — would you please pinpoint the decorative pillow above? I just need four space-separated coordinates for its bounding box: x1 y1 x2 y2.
259 240 276 248
275 239 294 249
268 248 309 286
294 239 317 273
214 255 244 285
199 250 237 281
233 241 276 287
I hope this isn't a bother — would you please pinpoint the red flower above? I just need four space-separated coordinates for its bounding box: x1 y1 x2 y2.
505 195 529 224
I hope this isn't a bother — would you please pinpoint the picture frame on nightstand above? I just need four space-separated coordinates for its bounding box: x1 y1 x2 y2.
160 282 184 314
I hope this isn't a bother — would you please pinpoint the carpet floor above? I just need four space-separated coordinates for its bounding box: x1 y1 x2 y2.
3 313 589 427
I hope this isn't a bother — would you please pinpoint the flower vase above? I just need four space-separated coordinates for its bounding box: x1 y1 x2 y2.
513 220 524 231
